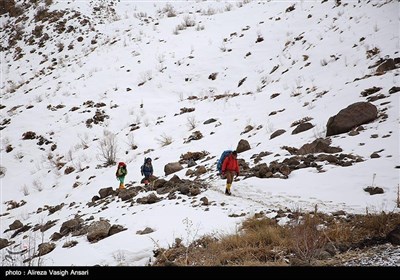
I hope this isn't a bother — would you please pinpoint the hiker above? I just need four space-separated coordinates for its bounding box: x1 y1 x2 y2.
221 150 239 195
141 157 153 186
116 162 127 189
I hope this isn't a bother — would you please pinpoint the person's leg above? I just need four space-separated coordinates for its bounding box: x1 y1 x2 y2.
225 171 233 195
119 177 125 189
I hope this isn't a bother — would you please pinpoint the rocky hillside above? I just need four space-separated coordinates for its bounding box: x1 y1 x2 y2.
0 0 399 266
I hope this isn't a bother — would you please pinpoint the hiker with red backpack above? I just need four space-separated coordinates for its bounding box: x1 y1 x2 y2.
221 150 240 195
116 162 127 189
141 157 153 186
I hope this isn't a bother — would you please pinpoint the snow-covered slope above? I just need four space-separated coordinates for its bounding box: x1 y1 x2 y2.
1 0 399 266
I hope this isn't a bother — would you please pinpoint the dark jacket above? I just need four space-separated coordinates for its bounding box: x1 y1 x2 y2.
141 163 153 178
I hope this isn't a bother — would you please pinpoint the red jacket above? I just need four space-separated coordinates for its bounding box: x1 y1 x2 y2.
222 154 239 175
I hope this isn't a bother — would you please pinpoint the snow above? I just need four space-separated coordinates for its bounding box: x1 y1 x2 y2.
0 0 399 267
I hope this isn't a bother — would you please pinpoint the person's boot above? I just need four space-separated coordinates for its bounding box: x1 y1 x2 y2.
119 183 125 189
225 184 231 195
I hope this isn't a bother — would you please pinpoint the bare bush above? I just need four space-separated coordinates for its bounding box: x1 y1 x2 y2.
2 232 45 266
186 115 197 131
78 133 90 149
156 53 165 64
127 134 137 150
162 3 177 17
175 23 186 32
143 118 150 127
182 217 199 264
133 12 147 19
225 3 233 11
44 152 65 170
312 126 326 139
173 26 180 35
156 133 173 147
366 46 380 59
137 70 152 86
373 23 379 32
33 179 43 192
178 92 184 101
265 120 275 134
290 88 301 97
112 250 127 265
289 214 327 264
291 116 313 127
66 150 85 172
182 16 196 27
97 130 118 167
219 42 227 52
195 24 205 31
21 184 30 196
14 152 24 160
202 7 217 15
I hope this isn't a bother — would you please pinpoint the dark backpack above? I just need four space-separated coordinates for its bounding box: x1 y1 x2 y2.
140 158 145 174
140 158 151 174
217 150 232 174
115 165 128 177
116 164 127 177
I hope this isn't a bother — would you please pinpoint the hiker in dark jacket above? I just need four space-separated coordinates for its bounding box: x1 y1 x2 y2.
221 150 239 195
116 162 127 189
141 158 153 185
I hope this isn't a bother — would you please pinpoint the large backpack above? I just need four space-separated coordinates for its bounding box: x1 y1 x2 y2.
140 158 145 174
217 150 232 174
116 162 127 176
140 158 151 174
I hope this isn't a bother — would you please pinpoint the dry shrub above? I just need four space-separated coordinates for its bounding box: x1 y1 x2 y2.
153 212 400 266
324 221 353 243
185 232 286 266
353 211 400 237
156 133 173 147
154 216 288 266
217 246 272 265
290 116 313 127
152 238 185 266
241 215 277 230
240 216 287 247
287 214 327 263
323 211 400 245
